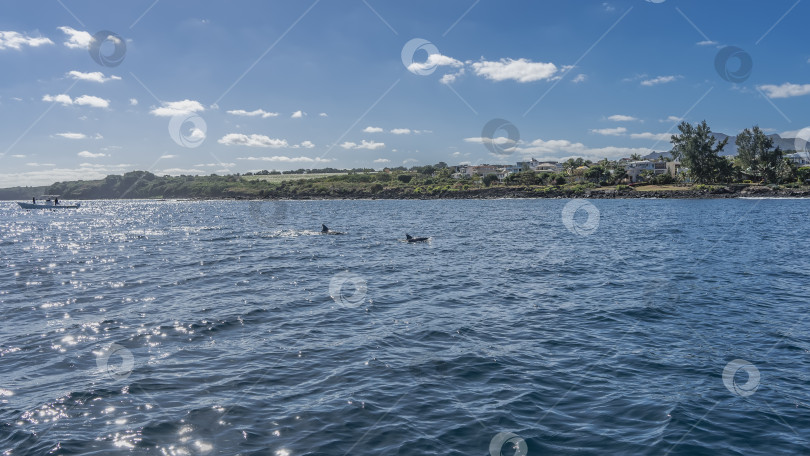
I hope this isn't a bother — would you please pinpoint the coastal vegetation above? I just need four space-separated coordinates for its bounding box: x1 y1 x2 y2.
1 121 809 201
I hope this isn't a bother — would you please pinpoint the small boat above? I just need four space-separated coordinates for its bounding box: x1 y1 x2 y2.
18 195 81 210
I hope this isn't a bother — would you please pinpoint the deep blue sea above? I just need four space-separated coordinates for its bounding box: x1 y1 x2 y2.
1 198 808 455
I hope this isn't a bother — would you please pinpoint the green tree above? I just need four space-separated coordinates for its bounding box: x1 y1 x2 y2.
584 165 608 184
735 126 784 183
436 168 453 180
670 120 729 184
797 166 810 183
397 174 412 183
505 171 540 186
482 174 499 187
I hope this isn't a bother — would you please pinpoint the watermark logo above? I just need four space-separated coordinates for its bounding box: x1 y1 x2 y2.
714 46 752 83
169 114 207 148
401 38 440 75
489 432 528 456
329 271 368 308
722 359 760 397
793 127 810 163
14 265 56 291
247 200 288 227
561 199 600 236
481 119 520 156
642 276 681 312
89 30 126 67
96 343 135 381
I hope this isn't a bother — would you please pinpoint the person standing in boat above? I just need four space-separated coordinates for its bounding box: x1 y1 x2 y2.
54 197 58 205
32 197 36 204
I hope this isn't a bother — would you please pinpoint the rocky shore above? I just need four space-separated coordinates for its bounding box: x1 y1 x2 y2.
240 184 810 200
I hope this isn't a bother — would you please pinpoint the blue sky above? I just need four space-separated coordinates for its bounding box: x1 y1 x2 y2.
1 0 809 186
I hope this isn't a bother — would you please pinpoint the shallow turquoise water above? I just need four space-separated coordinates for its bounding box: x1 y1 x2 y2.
0 198 808 455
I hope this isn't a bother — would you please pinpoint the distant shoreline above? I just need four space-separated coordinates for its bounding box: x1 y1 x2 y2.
5 185 810 201
2 170 809 201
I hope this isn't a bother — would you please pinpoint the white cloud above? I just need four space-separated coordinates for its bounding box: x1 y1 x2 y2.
630 132 671 141
158 168 206 175
572 74 587 83
194 163 236 168
662 115 684 123
758 83 810 99
0 163 132 186
227 108 279 118
299 140 315 148
403 158 419 164
390 128 411 135
43 93 109 108
373 158 390 163
42 94 73 105
471 58 559 83
319 112 328 117
55 132 86 139
363 126 384 133
218 133 288 148
0 31 53 50
77 150 106 158
237 156 332 163
160 154 177 159
340 140 385 150
291 110 305 118
74 95 110 108
591 127 627 136
67 71 121 83
608 114 637 122
641 75 680 86
408 53 464 74
464 136 519 154
58 26 92 49
697 40 718 46
515 138 652 162
150 99 205 117
440 68 465 85
11 154 26 158
129 98 138 106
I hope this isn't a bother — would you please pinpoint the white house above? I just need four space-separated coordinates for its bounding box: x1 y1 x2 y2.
625 160 669 183
785 152 810 167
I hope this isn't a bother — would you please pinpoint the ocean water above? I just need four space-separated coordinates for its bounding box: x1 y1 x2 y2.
0 198 808 455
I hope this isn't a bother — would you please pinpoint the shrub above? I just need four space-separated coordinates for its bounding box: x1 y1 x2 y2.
482 174 499 187
798 167 810 183
397 174 412 183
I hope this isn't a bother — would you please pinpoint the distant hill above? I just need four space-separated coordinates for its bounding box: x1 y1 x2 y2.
712 132 799 156
643 132 800 160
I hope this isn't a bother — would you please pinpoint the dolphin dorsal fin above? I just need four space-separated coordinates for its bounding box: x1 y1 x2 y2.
406 234 412 240
322 224 328 232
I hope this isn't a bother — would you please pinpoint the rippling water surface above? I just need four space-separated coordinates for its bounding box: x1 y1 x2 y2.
1 198 808 455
